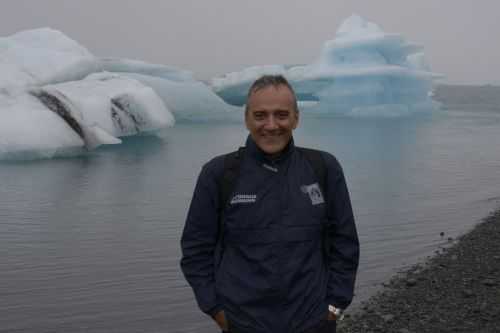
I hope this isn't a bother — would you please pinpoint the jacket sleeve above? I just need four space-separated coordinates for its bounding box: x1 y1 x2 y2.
180 162 223 317
324 154 360 309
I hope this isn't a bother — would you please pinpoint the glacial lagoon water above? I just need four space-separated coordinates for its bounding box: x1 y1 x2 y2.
2 89 500 332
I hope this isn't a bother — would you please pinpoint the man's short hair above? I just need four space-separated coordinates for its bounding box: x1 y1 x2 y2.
245 75 299 113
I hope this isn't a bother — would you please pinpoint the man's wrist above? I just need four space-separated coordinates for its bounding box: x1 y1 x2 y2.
328 304 345 321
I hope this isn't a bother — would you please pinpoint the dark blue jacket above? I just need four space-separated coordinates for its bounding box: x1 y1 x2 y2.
181 136 359 333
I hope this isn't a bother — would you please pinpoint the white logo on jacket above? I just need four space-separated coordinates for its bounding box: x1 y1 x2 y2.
230 194 257 205
262 163 278 172
301 183 324 205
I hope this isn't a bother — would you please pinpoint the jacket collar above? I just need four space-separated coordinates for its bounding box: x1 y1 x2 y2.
245 135 295 165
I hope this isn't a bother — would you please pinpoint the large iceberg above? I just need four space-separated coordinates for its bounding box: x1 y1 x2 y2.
211 15 442 116
0 28 237 159
0 73 174 159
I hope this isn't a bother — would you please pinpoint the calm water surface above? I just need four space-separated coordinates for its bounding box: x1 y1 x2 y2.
1 103 500 332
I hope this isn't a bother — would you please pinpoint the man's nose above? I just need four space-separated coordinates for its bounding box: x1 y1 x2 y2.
264 115 278 130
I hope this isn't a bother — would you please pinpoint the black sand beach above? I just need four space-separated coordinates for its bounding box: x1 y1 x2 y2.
339 208 500 333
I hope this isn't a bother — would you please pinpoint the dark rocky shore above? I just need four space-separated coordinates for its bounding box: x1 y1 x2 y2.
339 208 500 333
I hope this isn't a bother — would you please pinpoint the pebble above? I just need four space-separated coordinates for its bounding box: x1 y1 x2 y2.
482 279 497 286
462 289 475 298
406 278 417 287
480 302 488 312
381 314 395 323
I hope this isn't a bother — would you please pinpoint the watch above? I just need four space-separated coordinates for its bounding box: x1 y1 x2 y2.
328 305 345 321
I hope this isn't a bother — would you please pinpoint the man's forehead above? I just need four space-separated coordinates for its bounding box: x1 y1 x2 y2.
249 84 294 97
247 85 295 107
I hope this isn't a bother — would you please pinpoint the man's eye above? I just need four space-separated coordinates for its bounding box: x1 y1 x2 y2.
277 112 289 119
254 113 265 120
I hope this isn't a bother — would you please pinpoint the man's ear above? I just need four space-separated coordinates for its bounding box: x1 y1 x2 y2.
244 108 250 130
293 110 300 129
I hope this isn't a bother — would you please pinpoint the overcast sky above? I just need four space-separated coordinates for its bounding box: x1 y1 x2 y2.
1 0 498 84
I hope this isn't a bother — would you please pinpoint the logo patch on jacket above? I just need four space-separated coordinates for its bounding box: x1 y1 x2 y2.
262 163 278 172
301 183 324 205
230 194 257 205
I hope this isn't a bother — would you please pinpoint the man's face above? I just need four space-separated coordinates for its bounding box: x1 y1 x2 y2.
245 85 299 156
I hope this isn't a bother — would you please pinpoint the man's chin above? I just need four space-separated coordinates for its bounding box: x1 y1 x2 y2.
259 143 284 156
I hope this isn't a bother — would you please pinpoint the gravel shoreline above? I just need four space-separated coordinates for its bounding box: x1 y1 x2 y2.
339 208 500 333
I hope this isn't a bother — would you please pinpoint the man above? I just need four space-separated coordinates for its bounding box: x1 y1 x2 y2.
181 75 359 333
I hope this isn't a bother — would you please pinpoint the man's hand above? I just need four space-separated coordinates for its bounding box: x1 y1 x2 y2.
214 310 229 331
327 310 337 321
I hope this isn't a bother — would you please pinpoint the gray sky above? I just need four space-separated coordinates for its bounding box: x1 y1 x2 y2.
1 0 499 84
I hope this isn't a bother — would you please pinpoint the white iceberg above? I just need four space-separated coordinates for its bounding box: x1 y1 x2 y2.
0 28 188 160
0 27 239 144
44 72 174 133
0 73 174 159
0 91 85 159
116 72 241 121
211 15 442 116
0 28 99 89
99 58 241 121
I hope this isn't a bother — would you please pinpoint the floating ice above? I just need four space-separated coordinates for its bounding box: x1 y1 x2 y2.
0 28 190 160
0 90 85 159
0 27 239 134
42 72 175 137
99 58 241 121
212 65 287 106
114 72 241 122
0 73 174 159
99 58 195 82
211 15 442 116
0 28 99 89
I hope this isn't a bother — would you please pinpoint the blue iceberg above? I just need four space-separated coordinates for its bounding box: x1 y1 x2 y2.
211 15 442 116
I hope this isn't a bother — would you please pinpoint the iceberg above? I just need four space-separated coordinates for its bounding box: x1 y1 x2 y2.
211 15 442 116
0 73 174 159
39 72 175 137
99 58 241 121
0 28 218 160
114 72 241 121
0 90 85 159
0 28 99 89
212 65 287 106
0 27 240 133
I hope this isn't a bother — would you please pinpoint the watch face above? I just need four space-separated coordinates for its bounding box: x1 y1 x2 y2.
328 305 345 321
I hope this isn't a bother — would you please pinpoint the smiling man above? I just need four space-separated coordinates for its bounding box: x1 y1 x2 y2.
181 75 359 333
